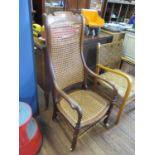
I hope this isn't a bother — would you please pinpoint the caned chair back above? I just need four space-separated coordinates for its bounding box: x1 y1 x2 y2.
53 11 74 16
45 13 85 89
97 41 123 69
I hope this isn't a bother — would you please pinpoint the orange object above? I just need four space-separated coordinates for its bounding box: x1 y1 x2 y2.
81 9 104 27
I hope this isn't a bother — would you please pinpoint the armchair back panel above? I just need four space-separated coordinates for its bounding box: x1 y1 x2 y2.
45 14 84 90
97 42 123 69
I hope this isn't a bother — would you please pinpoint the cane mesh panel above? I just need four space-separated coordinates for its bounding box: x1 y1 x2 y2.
98 69 135 106
57 90 109 127
97 42 123 69
46 16 84 89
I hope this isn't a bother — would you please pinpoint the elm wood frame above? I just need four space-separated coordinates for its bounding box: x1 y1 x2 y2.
35 14 113 110
44 13 117 151
34 32 113 110
96 42 135 124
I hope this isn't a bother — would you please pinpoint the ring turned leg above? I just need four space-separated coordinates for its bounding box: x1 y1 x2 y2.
70 126 80 151
103 96 117 127
44 91 49 110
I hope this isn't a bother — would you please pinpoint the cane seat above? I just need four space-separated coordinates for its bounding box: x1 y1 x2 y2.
57 90 109 127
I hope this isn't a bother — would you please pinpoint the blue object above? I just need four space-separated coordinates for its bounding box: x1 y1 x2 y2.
129 15 135 25
59 0 64 6
19 102 32 127
19 0 38 115
19 102 38 140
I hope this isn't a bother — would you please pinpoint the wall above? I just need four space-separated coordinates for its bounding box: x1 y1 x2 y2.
19 0 38 115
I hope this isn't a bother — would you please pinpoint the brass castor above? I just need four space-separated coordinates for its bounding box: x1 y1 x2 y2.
69 148 73 152
105 123 110 128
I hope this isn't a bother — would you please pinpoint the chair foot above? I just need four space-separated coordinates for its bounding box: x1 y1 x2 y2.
52 111 58 120
44 91 49 110
115 109 123 124
100 121 110 128
105 123 110 128
70 127 80 151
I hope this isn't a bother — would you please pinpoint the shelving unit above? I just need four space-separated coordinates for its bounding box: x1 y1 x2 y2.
102 0 135 23
44 0 91 14
45 0 66 14
32 0 135 24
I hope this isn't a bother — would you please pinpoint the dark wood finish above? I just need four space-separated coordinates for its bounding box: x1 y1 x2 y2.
78 0 90 9
34 32 113 109
37 85 135 155
101 0 108 18
33 0 45 25
66 0 78 10
102 0 135 23
65 0 90 11
36 13 115 151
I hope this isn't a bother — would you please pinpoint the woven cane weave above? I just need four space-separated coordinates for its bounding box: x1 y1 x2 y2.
57 90 109 127
98 69 135 106
54 11 73 16
46 15 84 89
96 42 123 69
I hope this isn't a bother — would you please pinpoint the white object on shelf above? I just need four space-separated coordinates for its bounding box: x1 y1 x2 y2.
123 31 135 59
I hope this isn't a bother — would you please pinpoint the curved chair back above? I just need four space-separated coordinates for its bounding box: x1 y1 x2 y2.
53 11 74 16
45 12 85 90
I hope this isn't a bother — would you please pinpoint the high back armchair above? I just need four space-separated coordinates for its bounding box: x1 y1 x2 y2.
96 41 135 124
44 12 117 151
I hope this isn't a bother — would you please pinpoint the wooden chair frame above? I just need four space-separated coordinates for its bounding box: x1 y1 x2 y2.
44 12 117 151
96 42 135 124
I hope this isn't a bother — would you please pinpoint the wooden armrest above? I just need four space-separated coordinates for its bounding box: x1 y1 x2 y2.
97 64 133 122
121 56 135 65
97 64 133 88
83 63 118 98
54 83 83 123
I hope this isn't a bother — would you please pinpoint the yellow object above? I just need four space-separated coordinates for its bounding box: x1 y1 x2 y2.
32 24 45 37
81 9 104 27
96 42 135 124
96 64 133 124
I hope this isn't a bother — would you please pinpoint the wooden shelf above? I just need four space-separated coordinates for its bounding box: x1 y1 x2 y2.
108 0 135 5
103 0 135 23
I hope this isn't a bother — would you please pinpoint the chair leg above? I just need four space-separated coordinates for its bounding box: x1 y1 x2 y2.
103 112 111 128
115 108 124 124
44 91 49 110
52 103 58 120
103 96 117 127
51 88 58 120
52 109 58 120
70 127 80 151
115 98 131 124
